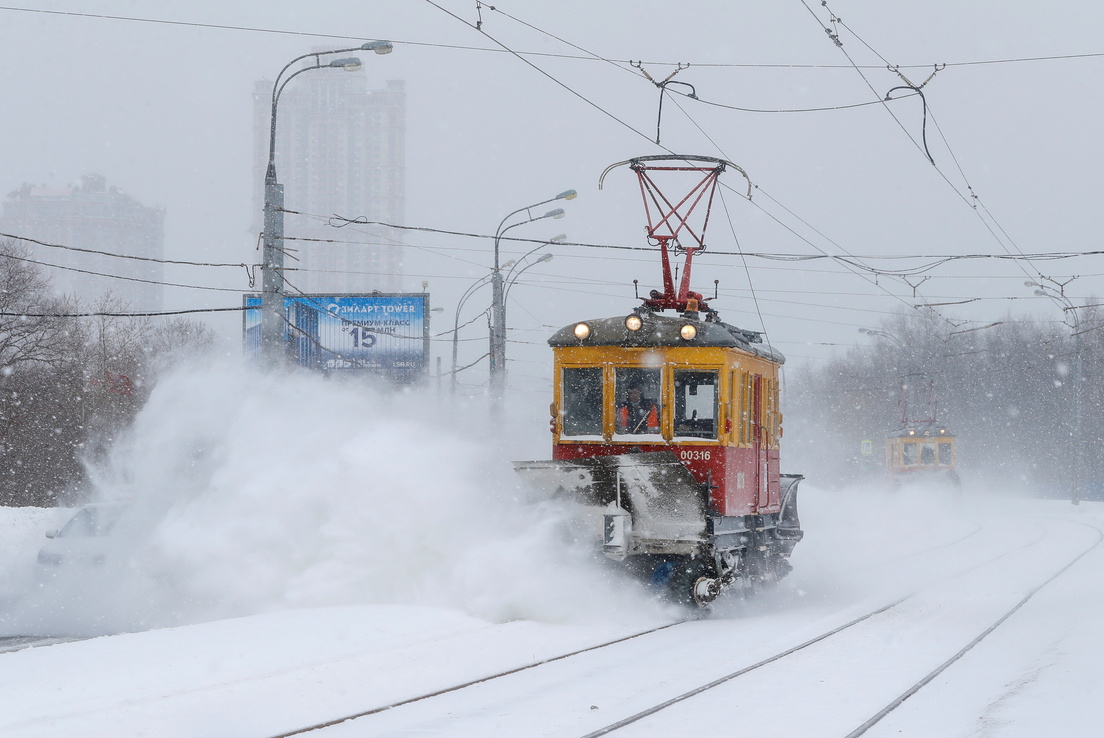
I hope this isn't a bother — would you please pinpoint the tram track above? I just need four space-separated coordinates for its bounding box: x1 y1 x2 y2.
265 515 1053 737
267 618 694 738
581 518 1103 738
842 518 1104 738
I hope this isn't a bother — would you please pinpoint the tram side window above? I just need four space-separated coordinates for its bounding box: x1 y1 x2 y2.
615 368 662 436
562 367 603 437
674 370 718 439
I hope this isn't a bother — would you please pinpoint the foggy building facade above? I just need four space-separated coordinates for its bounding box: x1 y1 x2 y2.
252 69 406 295
0 174 165 311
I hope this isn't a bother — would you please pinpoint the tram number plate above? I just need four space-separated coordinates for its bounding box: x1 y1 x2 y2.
679 449 711 462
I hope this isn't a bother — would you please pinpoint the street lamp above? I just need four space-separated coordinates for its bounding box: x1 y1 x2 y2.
260 41 393 369
1026 278 1083 504
490 192 575 414
451 235 562 397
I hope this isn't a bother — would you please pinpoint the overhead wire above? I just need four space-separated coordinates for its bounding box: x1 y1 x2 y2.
805 1 1060 311
429 0 1085 344
0 244 248 293
4 3 1073 341
1 3 1102 71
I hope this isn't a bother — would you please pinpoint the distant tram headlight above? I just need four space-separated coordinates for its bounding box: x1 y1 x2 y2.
679 324 698 341
625 314 643 331
573 322 591 340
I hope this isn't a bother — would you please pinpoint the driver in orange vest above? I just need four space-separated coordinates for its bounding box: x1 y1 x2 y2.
618 384 659 434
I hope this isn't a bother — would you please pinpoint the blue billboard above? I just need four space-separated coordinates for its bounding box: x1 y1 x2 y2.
244 293 429 380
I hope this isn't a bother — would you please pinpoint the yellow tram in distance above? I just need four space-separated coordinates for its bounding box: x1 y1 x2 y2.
514 155 803 607
886 425 959 487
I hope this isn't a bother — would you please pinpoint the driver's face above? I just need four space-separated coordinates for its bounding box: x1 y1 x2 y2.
628 389 641 402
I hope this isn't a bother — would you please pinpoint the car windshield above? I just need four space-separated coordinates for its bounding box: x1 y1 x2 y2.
58 504 126 537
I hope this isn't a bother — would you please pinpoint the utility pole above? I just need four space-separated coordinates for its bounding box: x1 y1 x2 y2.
1027 278 1083 504
259 42 392 369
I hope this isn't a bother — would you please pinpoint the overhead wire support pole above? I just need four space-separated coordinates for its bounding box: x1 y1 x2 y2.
1027 277 1084 504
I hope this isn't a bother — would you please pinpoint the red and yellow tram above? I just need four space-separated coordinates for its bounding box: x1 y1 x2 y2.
515 156 803 606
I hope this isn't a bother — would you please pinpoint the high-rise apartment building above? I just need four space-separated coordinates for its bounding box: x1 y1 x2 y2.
0 173 165 311
252 67 406 295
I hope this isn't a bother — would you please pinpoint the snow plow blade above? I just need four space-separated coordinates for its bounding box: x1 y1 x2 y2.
512 451 708 545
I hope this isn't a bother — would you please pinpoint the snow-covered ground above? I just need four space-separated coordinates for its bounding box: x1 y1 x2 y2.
1 364 1102 736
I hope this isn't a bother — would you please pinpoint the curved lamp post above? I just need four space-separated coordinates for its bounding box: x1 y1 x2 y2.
504 235 562 303
260 41 393 368
489 191 574 412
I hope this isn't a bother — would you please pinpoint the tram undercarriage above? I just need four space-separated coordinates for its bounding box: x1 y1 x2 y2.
514 451 803 606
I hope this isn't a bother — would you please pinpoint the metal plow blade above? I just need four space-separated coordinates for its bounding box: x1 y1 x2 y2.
513 451 708 545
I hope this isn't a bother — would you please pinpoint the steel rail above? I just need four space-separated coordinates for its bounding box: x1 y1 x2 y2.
268 618 693 738
844 518 1104 737
581 520 1097 737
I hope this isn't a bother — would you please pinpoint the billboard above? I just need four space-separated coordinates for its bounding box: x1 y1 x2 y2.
244 293 429 380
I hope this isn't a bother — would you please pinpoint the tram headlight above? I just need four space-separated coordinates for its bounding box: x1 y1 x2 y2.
679 323 698 341
625 314 643 331
573 322 591 340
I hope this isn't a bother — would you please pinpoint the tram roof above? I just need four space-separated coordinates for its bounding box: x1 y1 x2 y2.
548 310 785 363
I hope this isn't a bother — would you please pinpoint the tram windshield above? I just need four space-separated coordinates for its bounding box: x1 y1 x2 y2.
562 367 603 437
674 370 718 439
615 368 662 437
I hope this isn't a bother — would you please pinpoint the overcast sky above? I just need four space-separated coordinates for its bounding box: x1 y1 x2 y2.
2 0 1102 386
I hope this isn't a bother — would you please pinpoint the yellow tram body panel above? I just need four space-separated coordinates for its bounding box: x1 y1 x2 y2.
542 311 788 518
550 344 780 449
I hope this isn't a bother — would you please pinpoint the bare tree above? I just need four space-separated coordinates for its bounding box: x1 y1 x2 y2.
0 243 221 506
0 239 80 370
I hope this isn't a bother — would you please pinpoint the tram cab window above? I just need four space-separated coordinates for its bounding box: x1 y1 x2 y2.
902 442 917 466
939 442 953 466
615 368 662 436
674 370 718 439
562 367 603 437
920 443 936 466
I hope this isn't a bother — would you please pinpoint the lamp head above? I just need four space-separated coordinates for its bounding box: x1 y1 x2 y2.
548 234 567 243
329 57 362 71
545 208 566 220
556 189 578 201
537 253 554 264
362 41 394 54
